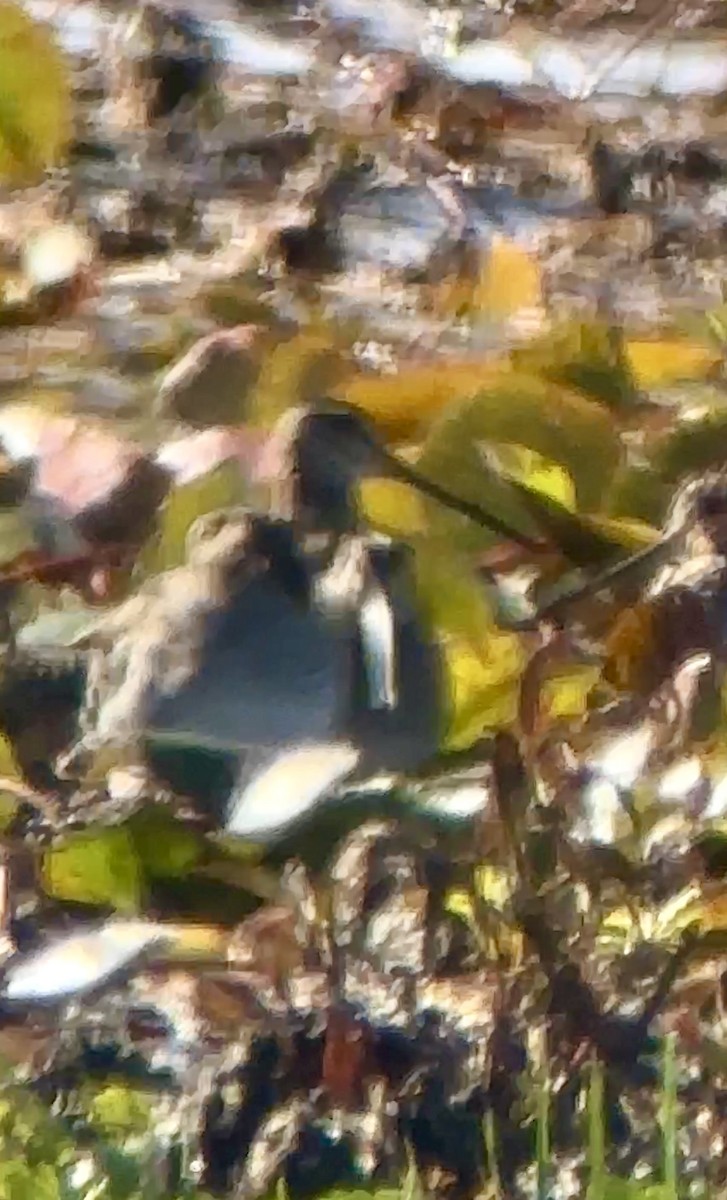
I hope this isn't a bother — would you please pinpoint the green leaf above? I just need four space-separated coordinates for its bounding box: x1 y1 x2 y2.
311 1191 405 1200
356 478 526 751
0 509 39 565
89 1085 152 1139
139 460 248 576
660 1033 678 1200
419 370 620 521
127 807 203 880
249 326 348 429
486 443 576 510
606 464 669 526
42 827 144 912
0 1160 60 1200
500 478 653 568
0 2 72 182
511 320 638 411
201 280 281 330
92 1144 142 1200
649 404 727 483
597 1182 676 1200
535 1027 550 1200
587 1059 606 1200
471 233 543 322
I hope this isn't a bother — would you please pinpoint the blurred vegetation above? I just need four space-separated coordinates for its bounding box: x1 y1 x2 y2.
1 1 727 1198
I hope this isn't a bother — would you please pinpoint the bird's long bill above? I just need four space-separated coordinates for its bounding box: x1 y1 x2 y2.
533 533 678 626
387 456 544 553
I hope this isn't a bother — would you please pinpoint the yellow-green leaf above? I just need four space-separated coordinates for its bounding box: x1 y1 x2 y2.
598 887 702 951
409 540 496 651
471 234 543 322
626 336 721 389
473 864 515 908
339 357 509 442
356 477 429 539
541 663 601 723
420 370 620 515
249 327 347 428
585 513 660 552
127 807 203 880
0 731 25 829
446 869 523 962
42 827 144 912
440 629 524 751
485 443 576 511
89 1085 153 1138
163 921 227 959
505 481 655 567
139 459 248 576
0 2 72 182
650 404 727 484
358 471 528 752
511 319 637 411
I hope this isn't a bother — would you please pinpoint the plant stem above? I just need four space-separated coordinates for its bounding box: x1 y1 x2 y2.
587 1057 606 1200
483 1109 502 1200
661 1031 679 1200
536 1025 551 1200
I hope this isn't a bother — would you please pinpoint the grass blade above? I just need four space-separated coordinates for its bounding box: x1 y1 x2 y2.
536 1025 550 1200
660 1032 678 1200
587 1057 606 1200
483 1108 502 1200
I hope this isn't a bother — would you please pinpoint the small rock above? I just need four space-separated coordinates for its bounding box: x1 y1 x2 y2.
21 224 94 292
156 426 264 486
155 325 270 426
0 404 169 551
19 224 96 316
107 765 152 805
